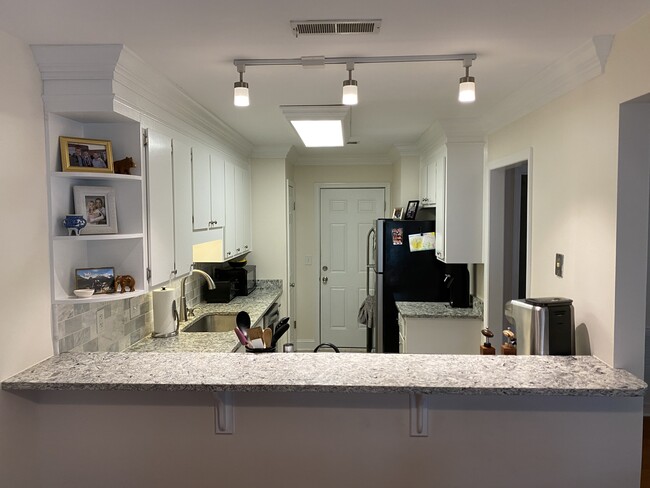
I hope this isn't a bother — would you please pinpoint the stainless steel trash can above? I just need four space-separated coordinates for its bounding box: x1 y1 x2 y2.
504 297 575 355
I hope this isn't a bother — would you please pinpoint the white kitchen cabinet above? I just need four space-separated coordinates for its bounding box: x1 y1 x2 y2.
45 113 147 303
222 160 252 260
171 139 194 277
399 313 483 354
235 164 251 255
433 142 484 264
191 146 225 231
145 129 176 287
419 159 437 207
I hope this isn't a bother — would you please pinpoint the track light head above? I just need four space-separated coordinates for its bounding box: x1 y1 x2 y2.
234 65 250 107
458 60 476 103
342 62 358 105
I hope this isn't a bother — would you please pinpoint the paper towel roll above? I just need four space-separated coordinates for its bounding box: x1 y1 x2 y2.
152 287 176 336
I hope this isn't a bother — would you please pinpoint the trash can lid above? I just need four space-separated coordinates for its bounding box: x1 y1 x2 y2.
524 297 573 306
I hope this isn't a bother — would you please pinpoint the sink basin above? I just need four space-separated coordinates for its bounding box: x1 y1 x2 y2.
182 314 237 333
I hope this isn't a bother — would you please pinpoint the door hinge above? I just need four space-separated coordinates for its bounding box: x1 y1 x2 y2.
293 202 296 211
171 139 174 155
293 320 297 329
142 129 149 146
146 268 152 280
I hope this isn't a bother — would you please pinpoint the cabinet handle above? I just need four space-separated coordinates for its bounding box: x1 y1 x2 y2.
244 245 248 249
236 248 241 252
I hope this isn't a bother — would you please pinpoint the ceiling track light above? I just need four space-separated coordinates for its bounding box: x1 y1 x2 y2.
458 58 476 103
233 64 249 107
232 53 477 107
342 61 358 106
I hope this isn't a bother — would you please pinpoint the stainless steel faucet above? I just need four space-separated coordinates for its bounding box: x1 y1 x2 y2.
179 268 216 322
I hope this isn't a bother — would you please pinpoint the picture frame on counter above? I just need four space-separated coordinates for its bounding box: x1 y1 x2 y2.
60 136 114 173
75 267 116 294
392 207 404 219
404 200 419 220
73 185 118 234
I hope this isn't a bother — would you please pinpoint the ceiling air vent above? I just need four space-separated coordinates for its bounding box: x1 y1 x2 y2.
290 19 382 37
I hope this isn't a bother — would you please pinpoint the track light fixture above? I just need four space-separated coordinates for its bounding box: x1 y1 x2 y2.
458 58 476 103
232 53 477 107
233 64 250 107
342 62 358 106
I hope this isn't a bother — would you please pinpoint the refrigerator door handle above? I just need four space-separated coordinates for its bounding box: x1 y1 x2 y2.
366 227 376 296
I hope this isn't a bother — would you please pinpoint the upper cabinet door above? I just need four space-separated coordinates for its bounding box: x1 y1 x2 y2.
224 160 237 259
210 154 225 228
191 144 211 231
145 128 175 287
235 165 251 254
172 138 193 276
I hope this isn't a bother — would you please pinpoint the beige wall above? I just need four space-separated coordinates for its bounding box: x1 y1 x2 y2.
293 164 393 348
249 157 289 314
392 155 420 209
0 30 53 486
486 14 650 367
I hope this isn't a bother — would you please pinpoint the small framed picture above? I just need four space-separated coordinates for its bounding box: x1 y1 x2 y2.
75 267 116 294
392 207 404 219
60 136 114 173
404 200 419 220
73 186 118 234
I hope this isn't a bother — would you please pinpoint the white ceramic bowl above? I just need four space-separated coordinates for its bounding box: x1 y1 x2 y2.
73 289 95 298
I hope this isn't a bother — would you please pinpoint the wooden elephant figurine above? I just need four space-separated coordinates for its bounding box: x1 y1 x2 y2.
115 275 136 293
113 156 136 175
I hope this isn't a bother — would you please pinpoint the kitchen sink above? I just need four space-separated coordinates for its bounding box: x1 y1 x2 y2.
182 313 237 333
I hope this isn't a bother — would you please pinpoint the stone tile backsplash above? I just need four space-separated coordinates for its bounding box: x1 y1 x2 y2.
54 272 204 354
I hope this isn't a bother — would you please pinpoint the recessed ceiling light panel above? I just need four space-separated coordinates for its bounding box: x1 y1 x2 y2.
281 105 350 148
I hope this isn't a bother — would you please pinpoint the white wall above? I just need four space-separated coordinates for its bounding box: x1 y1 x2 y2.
249 157 289 314
293 164 393 349
486 13 650 368
391 154 420 209
0 30 53 486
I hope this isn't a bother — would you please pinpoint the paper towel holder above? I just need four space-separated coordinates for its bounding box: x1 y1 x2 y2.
151 299 180 339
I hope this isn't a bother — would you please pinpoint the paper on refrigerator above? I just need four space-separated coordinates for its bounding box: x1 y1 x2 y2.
408 232 435 252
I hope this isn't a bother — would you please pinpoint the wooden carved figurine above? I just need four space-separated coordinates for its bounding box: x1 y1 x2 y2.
115 275 136 293
113 156 136 175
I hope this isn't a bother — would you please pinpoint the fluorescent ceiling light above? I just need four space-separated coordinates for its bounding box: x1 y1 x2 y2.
290 120 344 147
281 105 350 148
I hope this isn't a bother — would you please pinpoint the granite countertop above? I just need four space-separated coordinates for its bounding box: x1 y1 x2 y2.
2 353 645 397
396 297 483 320
128 283 282 353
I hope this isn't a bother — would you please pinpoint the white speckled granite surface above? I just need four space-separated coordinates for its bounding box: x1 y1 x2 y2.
2 353 645 397
396 297 483 319
128 283 282 353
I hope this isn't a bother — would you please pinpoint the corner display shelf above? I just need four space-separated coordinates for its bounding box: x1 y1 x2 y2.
46 113 148 304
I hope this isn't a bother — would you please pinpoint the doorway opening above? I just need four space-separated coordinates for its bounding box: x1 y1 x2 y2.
485 149 533 337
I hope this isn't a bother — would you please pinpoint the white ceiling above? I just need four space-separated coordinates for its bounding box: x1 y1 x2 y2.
1 0 649 159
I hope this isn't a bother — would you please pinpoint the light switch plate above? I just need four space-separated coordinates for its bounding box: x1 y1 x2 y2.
555 253 564 277
305 255 312 265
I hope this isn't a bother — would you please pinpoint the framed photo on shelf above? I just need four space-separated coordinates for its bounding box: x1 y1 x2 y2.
404 200 419 220
60 136 114 173
392 207 404 220
75 267 116 294
73 186 118 234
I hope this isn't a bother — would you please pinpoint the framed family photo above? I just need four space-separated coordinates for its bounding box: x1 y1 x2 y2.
60 136 114 173
392 207 404 219
75 267 116 294
404 200 419 220
73 186 118 234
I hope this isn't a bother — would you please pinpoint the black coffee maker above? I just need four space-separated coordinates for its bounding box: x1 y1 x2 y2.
443 264 471 308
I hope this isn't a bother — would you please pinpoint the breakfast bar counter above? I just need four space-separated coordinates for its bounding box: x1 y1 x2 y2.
2 352 645 396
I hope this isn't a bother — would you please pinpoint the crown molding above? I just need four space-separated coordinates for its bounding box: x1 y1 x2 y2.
483 35 614 134
392 144 420 157
31 44 253 159
250 145 293 159
292 153 393 166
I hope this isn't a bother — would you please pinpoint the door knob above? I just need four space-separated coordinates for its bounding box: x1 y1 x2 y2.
290 283 295 288
322 276 328 284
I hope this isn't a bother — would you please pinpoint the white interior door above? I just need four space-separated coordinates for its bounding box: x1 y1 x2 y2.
320 187 385 348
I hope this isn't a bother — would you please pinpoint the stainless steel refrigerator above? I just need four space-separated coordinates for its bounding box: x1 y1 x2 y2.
369 219 449 353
